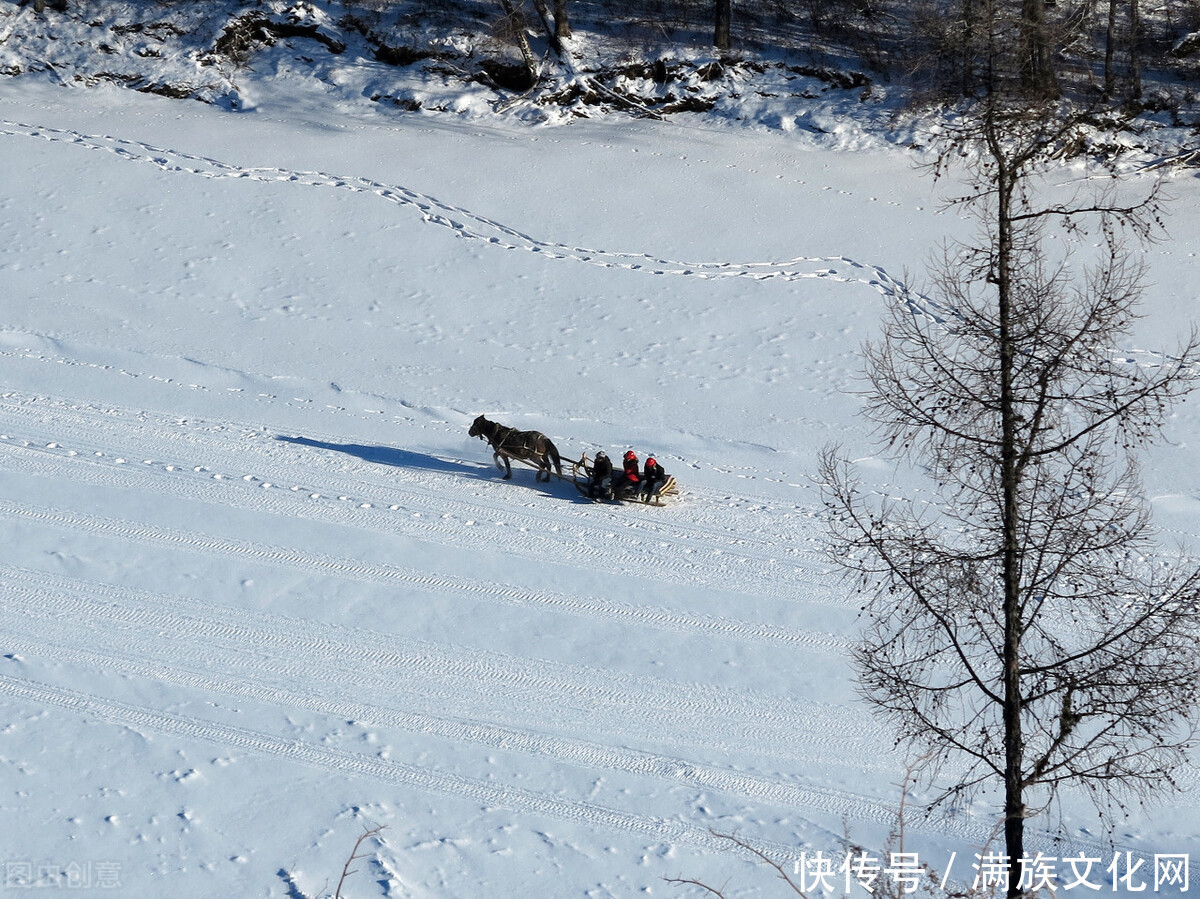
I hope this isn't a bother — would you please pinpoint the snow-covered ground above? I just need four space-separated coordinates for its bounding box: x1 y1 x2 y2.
2 15 1200 897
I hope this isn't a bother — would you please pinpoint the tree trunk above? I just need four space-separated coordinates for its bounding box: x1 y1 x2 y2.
1105 0 1117 97
961 0 977 96
714 0 732 51
986 112 1028 896
530 0 563 56
553 0 571 39
1020 0 1056 96
1129 0 1142 99
497 0 539 85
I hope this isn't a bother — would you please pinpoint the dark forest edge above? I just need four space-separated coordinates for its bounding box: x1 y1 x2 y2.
1 0 1198 159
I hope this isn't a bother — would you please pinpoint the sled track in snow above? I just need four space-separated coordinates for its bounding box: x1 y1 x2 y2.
0 431 809 600
0 495 840 655
0 374 829 567
0 673 810 862
0 564 860 768
6 567 1147 856
0 118 953 320
0 390 839 607
0 567 936 831
0 672 1148 874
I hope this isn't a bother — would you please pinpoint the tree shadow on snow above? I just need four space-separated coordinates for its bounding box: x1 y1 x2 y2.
274 869 308 899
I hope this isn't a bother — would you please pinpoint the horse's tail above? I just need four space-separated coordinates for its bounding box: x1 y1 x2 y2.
545 437 563 476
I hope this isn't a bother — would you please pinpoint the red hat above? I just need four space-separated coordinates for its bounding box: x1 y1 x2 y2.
624 450 636 461
646 456 657 466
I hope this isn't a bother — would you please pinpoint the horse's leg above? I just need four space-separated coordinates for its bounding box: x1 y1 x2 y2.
495 451 513 479
544 438 563 477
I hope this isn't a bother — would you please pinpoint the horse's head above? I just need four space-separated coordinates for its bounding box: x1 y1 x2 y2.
468 415 489 439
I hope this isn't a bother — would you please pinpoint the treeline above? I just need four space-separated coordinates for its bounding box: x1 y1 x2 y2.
347 0 1199 105
22 0 1200 107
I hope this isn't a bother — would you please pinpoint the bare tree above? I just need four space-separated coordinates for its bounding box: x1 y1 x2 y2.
1018 0 1055 95
495 0 540 86
1129 0 1144 99
552 0 571 41
906 0 1038 101
530 0 567 55
1105 0 1120 96
494 0 572 86
715 0 732 51
820 100 1200 898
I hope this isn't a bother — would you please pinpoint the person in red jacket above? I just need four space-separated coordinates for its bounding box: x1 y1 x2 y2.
613 450 640 500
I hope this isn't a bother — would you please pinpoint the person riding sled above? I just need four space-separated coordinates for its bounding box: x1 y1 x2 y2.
641 455 668 500
612 450 640 500
587 450 614 500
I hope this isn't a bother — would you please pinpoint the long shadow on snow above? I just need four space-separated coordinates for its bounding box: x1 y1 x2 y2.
276 434 587 501
278 434 474 475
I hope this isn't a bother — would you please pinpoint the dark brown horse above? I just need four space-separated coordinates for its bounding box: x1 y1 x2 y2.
469 415 563 482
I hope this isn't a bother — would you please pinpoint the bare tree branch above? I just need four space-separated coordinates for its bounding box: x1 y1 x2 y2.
334 823 387 899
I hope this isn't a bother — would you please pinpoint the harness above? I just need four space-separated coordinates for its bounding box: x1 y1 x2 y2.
491 424 521 453
486 423 540 456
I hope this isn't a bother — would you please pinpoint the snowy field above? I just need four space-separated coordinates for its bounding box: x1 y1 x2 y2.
2 54 1200 899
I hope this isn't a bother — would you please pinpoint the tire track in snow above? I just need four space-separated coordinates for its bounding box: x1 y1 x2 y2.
0 673 1149 878
0 496 838 652
0 564 862 765
0 661 1158 868
0 569 1169 866
4 633 912 836
0 387 826 572
0 118 949 318
0 393 837 605
0 673 810 862
0 567 941 839
0 386 819 563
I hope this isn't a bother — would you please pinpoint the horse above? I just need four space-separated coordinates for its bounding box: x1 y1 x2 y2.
468 415 563 482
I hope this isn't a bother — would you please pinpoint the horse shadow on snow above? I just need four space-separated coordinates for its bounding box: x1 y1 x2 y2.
275 435 584 500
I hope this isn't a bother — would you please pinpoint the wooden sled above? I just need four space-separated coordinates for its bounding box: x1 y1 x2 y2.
572 453 678 506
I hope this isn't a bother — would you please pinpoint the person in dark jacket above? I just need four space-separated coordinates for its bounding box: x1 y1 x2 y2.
588 450 613 499
641 455 668 499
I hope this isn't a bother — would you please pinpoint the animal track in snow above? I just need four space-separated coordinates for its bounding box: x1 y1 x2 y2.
2 119 954 321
